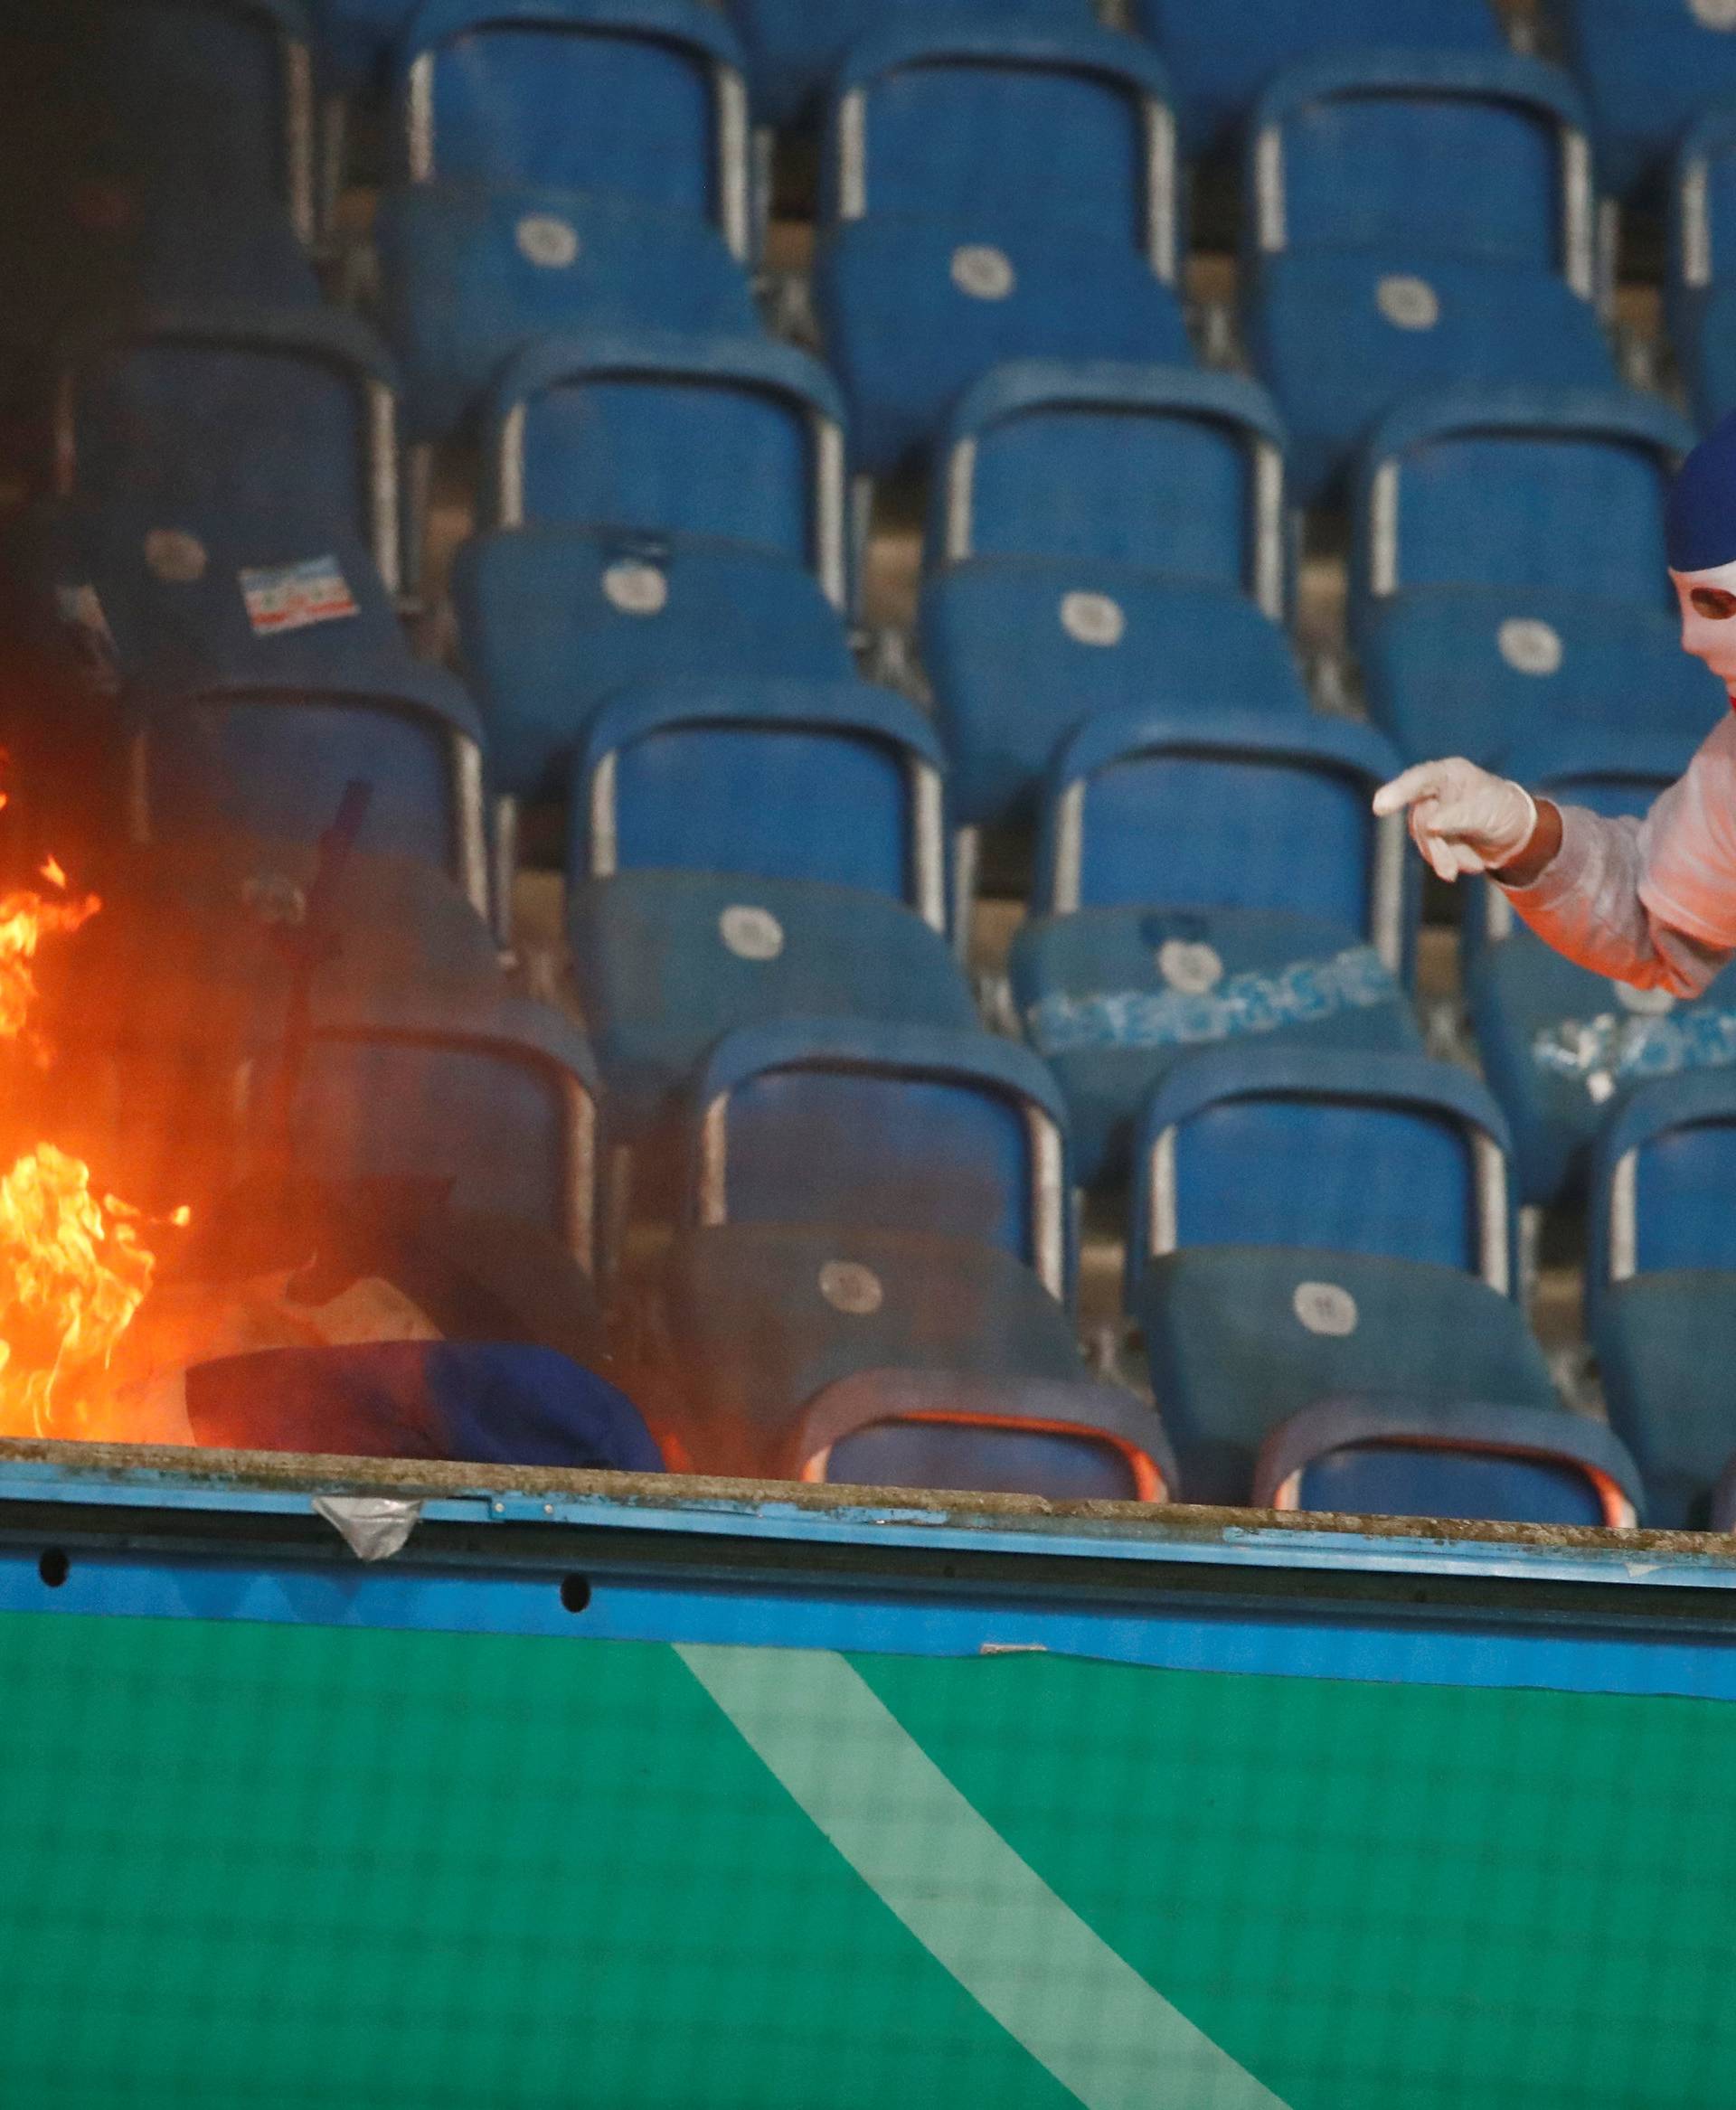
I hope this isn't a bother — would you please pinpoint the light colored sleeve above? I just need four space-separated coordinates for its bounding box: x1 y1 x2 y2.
1501 714 1736 999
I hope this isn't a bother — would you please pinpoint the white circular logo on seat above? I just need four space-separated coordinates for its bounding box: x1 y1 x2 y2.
143 528 207 583
818 1261 884 1316
1375 274 1440 330
242 871 308 927
1060 589 1126 647
951 244 1015 300
1616 981 1676 1015
719 904 785 961
1292 1280 1359 1337
1691 0 1736 30
1497 617 1563 676
602 560 668 616
515 213 580 268
1156 938 1223 994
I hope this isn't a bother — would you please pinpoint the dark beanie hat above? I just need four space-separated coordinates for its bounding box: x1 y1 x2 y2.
1667 411 1736 571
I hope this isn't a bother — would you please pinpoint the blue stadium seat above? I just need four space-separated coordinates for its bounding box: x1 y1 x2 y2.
724 0 1100 128
449 527 854 804
269 983 605 1269
51 839 552 1227
33 505 489 902
1135 0 1505 157
1552 0 1736 203
566 679 975 1131
1351 388 1720 761
1252 1397 1641 1526
129 667 487 909
793 1368 1176 1502
922 562 1311 833
1351 387 1690 626
684 1021 1075 1301
570 872 978 1146
376 0 758 438
569 679 948 917
1136 1245 1559 1505
812 19 1191 474
1012 710 1422 1188
1128 1044 1516 1298
1242 54 1614 504
929 362 1288 611
484 333 849 607
184 1341 663 1469
1671 102 1736 429
1590 1071 1736 1523
48 306 405 593
1467 728 1736 1207
632 1222 1089 1475
0 1 321 247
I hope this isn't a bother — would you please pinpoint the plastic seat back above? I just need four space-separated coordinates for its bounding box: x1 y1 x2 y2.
1037 708 1410 955
573 679 947 924
1132 1044 1514 1290
933 362 1285 608
1594 1070 1736 1303
1136 0 1504 155
396 0 752 257
825 18 1180 274
800 1369 1176 1502
691 1022 1073 1298
486 334 847 603
278 996 602 1271
1255 1398 1641 1526
1249 52 1596 290
1354 388 1688 615
1561 0 1736 201
725 0 1099 127
52 307 403 591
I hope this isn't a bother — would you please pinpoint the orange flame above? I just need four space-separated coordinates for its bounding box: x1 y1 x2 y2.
0 829 183 1438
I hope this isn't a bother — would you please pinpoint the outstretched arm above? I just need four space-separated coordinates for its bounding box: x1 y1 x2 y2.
1373 742 1736 1000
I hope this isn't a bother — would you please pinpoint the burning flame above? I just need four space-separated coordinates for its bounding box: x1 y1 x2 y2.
0 822 184 1438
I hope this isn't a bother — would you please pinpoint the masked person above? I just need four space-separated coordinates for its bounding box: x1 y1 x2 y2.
1374 413 1736 996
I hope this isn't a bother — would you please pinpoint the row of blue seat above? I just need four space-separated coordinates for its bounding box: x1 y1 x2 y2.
22 5 1736 501
68 826 1650 1530
307 0 1736 225
31 301 1725 800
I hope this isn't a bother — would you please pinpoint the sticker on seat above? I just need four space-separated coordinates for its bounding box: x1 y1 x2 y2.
240 555 360 635
951 244 1016 301
1497 617 1563 676
1060 590 1126 646
1292 1281 1359 1337
1375 275 1440 330
144 528 207 583
603 560 669 616
1156 939 1223 995
819 1261 884 1315
515 213 581 268
719 904 785 961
